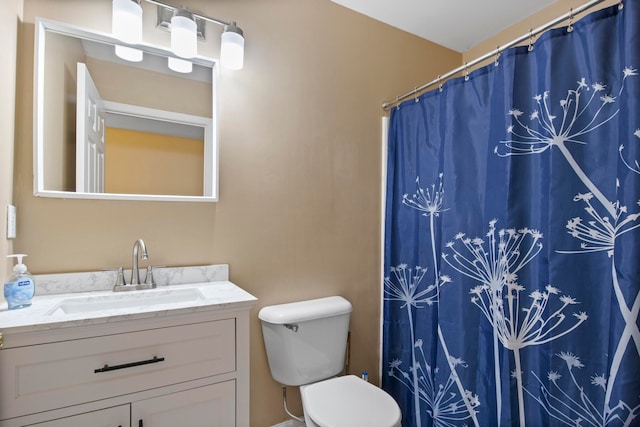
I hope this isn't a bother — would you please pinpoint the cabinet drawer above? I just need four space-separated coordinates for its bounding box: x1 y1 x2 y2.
0 319 235 420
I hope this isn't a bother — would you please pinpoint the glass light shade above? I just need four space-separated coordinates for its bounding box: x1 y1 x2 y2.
112 0 142 44
115 45 143 62
171 12 197 58
168 57 193 73
220 30 244 70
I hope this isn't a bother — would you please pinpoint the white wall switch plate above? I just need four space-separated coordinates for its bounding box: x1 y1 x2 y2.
7 204 16 239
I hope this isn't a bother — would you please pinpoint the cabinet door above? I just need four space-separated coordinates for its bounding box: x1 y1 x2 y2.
132 382 235 427
26 405 130 427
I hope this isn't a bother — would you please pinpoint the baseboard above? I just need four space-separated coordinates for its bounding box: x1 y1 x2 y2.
270 420 305 427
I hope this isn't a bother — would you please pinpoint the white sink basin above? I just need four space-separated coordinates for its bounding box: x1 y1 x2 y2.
47 287 205 316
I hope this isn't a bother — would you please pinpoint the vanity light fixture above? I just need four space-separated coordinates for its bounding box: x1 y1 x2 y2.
112 0 144 62
112 0 245 69
147 0 245 70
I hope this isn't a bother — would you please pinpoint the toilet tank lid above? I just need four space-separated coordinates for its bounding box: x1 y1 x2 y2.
259 296 352 324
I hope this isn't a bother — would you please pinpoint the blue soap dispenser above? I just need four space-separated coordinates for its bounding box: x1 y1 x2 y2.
4 254 35 310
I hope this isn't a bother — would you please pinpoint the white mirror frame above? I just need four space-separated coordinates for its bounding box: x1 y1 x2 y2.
33 18 219 202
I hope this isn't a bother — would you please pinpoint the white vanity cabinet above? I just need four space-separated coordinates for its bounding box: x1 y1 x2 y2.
0 286 256 427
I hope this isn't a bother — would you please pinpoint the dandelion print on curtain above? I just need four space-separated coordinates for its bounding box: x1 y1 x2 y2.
382 2 640 426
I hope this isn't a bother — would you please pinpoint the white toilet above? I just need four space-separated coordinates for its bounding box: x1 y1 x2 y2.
259 296 402 427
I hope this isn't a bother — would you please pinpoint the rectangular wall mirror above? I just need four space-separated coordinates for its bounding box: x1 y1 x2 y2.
34 18 218 202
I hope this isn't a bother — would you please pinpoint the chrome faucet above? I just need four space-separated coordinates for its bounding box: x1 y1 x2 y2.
131 238 149 286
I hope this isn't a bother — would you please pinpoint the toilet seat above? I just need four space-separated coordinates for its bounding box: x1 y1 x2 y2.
300 375 402 427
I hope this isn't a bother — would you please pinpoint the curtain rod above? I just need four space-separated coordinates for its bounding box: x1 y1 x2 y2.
382 0 612 110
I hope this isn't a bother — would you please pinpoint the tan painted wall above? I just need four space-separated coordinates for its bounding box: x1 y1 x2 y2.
13 0 460 425
0 0 21 284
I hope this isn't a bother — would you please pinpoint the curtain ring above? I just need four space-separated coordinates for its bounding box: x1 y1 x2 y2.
618 1 623 10
464 63 470 81
528 29 535 52
395 96 400 110
494 46 501 67
438 75 443 92
567 8 574 33
414 87 420 102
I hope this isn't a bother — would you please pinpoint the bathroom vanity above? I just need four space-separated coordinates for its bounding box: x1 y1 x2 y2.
0 265 257 427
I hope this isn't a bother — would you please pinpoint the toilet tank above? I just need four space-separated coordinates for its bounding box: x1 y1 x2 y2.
259 296 352 386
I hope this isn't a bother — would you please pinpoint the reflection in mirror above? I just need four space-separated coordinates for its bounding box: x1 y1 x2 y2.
34 18 218 202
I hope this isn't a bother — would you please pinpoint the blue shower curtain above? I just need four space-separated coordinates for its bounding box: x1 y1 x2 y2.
382 2 640 426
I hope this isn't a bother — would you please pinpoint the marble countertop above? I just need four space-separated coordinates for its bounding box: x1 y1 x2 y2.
0 265 257 335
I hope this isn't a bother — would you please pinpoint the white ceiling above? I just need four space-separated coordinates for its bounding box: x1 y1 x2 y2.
330 0 559 52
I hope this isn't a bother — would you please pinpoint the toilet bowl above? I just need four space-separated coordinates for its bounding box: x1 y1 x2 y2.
258 296 402 427
300 375 401 427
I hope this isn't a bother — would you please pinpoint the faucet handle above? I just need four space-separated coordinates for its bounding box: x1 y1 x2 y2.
111 267 130 291
144 266 157 289
115 267 126 286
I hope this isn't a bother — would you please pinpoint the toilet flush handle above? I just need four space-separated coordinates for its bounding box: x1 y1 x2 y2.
284 323 298 332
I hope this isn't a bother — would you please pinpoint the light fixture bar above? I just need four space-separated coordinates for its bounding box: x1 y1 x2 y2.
156 4 206 39
144 0 232 27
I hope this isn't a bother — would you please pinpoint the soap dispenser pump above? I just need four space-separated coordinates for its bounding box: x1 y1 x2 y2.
4 254 35 310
